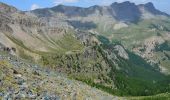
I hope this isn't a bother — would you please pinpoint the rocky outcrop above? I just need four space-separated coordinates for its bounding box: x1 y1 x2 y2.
16 17 45 27
114 45 129 59
133 36 165 59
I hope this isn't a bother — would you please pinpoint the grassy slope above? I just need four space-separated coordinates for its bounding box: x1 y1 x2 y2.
128 93 170 100
95 18 170 49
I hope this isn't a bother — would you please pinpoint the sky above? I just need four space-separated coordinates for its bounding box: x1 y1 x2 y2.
0 0 169 14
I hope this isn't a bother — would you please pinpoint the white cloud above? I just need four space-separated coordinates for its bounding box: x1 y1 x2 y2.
54 0 79 5
31 4 40 10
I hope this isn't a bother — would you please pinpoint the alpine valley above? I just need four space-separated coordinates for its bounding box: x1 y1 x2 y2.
0 1 170 99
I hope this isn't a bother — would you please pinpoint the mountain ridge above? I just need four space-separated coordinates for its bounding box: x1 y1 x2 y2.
30 1 169 22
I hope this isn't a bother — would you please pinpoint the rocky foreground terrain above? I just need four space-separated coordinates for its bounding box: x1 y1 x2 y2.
0 51 119 100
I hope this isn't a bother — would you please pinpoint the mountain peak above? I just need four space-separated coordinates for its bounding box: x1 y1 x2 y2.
144 2 155 10
110 1 141 22
111 1 135 6
145 2 154 6
138 2 170 17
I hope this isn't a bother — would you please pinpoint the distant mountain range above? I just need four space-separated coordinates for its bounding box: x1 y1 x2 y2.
31 1 169 22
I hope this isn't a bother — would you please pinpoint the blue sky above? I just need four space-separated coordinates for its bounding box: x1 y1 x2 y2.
0 0 169 14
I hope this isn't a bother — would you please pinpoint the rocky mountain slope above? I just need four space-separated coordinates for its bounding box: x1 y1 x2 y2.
0 51 118 100
0 1 170 98
1 50 170 100
29 1 170 75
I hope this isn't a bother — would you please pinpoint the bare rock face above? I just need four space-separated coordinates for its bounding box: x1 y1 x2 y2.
111 1 141 22
133 36 165 59
114 45 129 59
